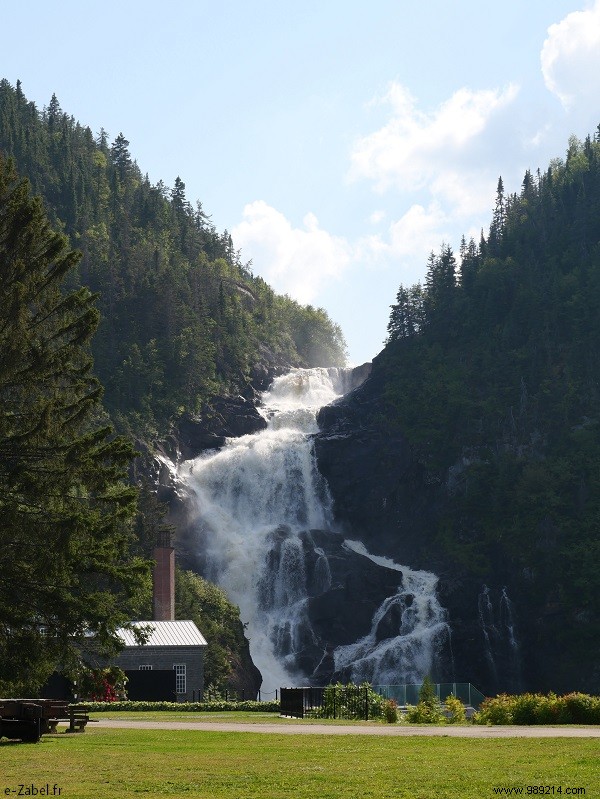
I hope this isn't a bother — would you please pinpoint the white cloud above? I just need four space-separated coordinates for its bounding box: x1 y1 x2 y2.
369 210 386 225
387 203 449 260
233 81 523 312
348 81 519 193
354 202 454 274
541 1 600 109
358 204 444 262
232 201 352 303
430 171 496 219
526 124 552 149
233 198 453 297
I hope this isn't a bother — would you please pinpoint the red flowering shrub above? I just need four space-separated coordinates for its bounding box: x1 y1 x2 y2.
79 667 127 701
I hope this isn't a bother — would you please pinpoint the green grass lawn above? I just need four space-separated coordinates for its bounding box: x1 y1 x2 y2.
1 728 598 799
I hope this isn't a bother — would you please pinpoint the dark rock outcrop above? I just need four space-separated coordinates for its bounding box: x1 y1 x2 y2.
256 526 407 683
314 362 441 567
176 394 267 461
225 636 263 700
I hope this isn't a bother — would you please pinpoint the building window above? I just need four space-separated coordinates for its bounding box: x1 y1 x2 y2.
174 664 186 694
139 665 153 671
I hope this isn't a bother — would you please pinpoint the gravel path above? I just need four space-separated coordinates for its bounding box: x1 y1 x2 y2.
95 719 600 737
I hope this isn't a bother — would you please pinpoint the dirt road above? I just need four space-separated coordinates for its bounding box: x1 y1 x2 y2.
95 719 600 737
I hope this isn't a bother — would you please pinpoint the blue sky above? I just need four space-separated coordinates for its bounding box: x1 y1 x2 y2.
4 1 600 364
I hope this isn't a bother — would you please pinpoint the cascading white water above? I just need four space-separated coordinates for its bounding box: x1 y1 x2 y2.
478 584 523 691
180 368 340 688
500 588 523 691
180 366 449 690
478 584 500 684
333 541 450 685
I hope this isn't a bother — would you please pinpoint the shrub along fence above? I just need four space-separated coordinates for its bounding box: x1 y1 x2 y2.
280 683 484 720
376 683 485 708
281 684 383 720
75 700 280 713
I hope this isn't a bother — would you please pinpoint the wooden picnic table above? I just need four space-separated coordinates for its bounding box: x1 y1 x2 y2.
0 699 92 742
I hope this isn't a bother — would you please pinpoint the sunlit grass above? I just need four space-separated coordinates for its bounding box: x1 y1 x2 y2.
1 728 598 799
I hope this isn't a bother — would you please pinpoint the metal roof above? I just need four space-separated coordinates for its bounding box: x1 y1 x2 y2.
116 620 207 648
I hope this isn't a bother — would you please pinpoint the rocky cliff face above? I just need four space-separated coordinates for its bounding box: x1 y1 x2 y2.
312 356 599 696
314 363 440 568
312 359 525 696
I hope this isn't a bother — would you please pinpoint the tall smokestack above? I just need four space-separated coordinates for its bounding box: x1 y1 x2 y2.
152 530 175 621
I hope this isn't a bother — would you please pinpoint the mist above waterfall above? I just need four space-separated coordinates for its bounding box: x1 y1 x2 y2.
180 367 450 691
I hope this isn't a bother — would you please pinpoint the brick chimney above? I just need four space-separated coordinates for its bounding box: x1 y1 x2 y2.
152 530 175 621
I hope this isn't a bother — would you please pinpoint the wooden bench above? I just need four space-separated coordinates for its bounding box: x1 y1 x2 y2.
68 706 91 733
1 700 96 737
46 705 94 734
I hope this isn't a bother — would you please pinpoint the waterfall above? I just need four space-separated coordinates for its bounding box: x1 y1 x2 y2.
333 541 451 685
478 585 500 686
478 584 523 692
180 366 449 690
181 368 339 688
500 587 523 691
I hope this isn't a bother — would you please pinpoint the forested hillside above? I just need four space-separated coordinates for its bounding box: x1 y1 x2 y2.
316 129 600 692
383 131 600 604
0 79 346 436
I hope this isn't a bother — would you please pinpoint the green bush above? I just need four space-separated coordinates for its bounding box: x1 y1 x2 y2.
473 692 600 725
382 699 398 723
473 694 514 725
419 676 437 705
511 693 543 725
532 693 570 725
444 694 466 724
406 702 445 724
405 676 445 724
563 692 600 724
74 700 280 713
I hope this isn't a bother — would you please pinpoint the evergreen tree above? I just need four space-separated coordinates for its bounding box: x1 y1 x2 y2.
171 176 188 213
0 156 149 694
387 283 424 341
488 176 505 253
424 244 457 329
459 237 479 294
45 93 62 133
110 132 132 182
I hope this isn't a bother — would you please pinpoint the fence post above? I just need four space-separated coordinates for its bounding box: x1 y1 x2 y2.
365 685 368 721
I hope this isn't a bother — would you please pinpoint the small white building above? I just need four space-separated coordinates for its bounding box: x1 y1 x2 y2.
114 620 207 702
